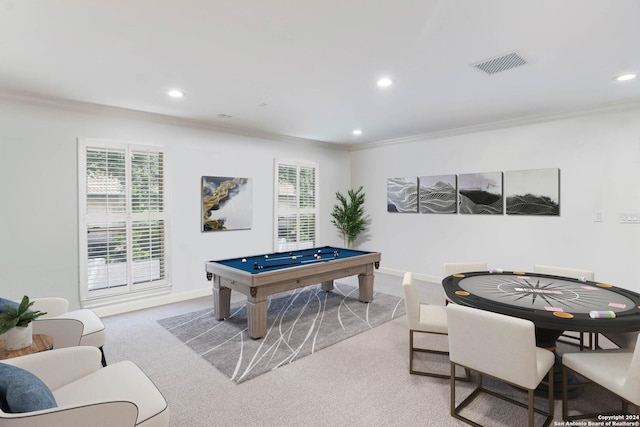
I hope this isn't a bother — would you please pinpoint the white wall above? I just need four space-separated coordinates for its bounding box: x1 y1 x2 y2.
351 105 640 291
0 96 350 310
3 95 639 310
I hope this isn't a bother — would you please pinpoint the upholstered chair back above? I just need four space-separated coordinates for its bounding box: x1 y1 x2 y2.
623 334 640 403
402 272 420 330
447 303 554 390
31 297 70 318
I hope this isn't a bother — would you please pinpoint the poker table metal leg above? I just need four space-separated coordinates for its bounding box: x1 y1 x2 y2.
535 327 584 399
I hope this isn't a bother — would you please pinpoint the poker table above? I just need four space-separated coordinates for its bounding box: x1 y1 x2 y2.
205 246 381 339
443 270 640 398
442 270 640 348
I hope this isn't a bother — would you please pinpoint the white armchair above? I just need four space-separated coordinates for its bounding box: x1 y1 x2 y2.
30 297 108 366
0 347 169 426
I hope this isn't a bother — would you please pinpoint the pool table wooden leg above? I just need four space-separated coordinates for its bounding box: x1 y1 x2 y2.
247 299 268 339
321 280 334 292
212 276 231 320
358 267 374 302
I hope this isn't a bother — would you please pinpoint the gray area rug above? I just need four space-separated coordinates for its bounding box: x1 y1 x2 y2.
158 283 405 383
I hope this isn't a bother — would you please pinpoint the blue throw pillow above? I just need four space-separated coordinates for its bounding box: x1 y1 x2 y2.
0 298 21 314
0 363 57 413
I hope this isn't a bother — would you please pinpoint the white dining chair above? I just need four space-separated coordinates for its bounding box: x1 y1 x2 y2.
402 272 469 380
447 303 555 427
562 333 640 420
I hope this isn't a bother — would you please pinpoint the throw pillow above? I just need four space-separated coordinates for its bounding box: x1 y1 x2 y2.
0 298 21 314
0 362 57 413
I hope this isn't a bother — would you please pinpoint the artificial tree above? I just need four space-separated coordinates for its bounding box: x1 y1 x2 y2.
330 186 368 248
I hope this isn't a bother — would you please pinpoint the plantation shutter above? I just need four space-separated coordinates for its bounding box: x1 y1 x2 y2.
275 160 318 251
80 140 169 303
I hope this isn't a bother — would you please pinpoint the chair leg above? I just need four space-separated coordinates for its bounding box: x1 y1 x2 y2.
562 364 634 421
409 330 470 380
563 364 569 420
409 331 414 372
547 362 554 422
451 363 552 427
450 362 456 416
528 389 534 427
100 346 107 367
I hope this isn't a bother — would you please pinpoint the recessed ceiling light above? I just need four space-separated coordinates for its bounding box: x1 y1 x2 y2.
167 89 184 98
616 74 637 82
352 129 363 135
376 77 393 88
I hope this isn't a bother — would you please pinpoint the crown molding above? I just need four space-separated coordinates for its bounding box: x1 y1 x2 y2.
3 91 639 153
0 91 349 151
347 98 640 152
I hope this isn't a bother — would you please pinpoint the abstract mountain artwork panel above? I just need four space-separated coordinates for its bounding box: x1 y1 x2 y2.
202 176 253 231
418 174 457 214
505 168 560 215
387 177 418 213
458 172 504 214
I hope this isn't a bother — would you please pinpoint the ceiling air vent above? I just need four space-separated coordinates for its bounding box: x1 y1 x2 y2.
472 52 527 75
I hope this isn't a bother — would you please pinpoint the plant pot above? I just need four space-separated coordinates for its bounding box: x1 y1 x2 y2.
4 323 33 350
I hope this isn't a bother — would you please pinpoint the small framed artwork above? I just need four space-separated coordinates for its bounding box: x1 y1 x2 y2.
201 176 253 231
419 174 457 214
458 172 503 215
505 168 560 215
387 177 418 213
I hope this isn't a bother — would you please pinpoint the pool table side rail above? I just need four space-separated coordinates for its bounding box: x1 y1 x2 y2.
206 252 380 292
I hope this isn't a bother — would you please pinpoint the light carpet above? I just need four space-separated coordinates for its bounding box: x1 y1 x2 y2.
158 282 405 383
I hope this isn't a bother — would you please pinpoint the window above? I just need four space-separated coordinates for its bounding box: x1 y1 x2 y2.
274 160 318 251
78 139 170 304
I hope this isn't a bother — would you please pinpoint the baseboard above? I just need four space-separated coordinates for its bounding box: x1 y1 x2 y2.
93 269 439 318
93 288 212 317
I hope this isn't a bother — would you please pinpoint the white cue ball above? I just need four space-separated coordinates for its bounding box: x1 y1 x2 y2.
241 258 246 262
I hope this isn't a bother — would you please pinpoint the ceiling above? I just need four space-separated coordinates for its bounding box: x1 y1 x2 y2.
1 0 639 146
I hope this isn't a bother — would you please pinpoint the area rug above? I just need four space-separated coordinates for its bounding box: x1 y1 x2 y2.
158 282 405 384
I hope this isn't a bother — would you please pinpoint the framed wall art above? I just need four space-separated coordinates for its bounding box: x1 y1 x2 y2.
458 172 503 215
387 177 418 213
418 174 457 214
505 168 560 215
201 176 253 231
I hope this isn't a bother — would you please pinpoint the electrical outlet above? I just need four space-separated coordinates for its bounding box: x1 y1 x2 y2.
619 212 640 224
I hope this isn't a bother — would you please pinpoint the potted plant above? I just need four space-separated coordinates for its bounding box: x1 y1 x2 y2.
0 295 47 350
330 186 369 248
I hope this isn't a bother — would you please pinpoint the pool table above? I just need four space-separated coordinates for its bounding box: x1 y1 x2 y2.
205 246 381 339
